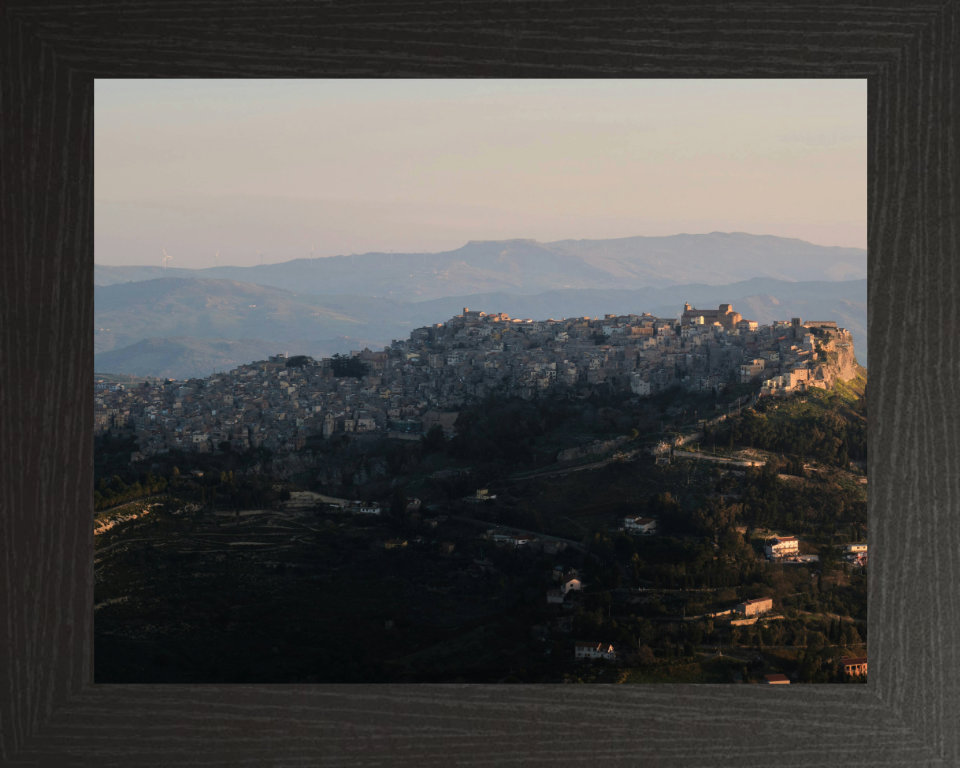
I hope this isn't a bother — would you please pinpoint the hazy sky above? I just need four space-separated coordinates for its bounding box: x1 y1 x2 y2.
95 79 866 268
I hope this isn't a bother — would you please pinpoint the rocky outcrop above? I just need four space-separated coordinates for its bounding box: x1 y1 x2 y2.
810 334 860 388
94 502 163 535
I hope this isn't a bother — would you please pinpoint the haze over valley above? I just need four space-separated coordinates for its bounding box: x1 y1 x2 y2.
95 234 868 379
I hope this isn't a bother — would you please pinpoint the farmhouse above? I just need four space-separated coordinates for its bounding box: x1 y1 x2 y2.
736 597 773 616
764 536 799 559
841 657 868 676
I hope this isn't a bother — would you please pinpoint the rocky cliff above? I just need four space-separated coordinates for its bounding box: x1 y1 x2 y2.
810 333 860 388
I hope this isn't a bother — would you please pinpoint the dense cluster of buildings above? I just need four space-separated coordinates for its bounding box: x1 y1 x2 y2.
93 303 853 463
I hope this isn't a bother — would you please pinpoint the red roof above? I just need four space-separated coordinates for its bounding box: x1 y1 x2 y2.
842 657 868 666
763 674 789 683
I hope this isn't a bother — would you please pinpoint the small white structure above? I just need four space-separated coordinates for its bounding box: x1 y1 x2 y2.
765 536 799 559
357 502 381 515
630 373 652 396
843 543 868 554
574 642 618 661
561 576 583 595
546 589 565 604
624 516 657 534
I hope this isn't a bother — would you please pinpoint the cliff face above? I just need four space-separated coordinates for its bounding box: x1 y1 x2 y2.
810 333 860 387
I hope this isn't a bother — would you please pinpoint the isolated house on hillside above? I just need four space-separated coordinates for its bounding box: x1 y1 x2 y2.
624 516 656 534
736 597 773 616
764 536 799 559
546 589 565 604
574 642 618 661
841 657 868 676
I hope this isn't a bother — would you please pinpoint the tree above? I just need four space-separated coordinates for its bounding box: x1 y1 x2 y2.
636 644 656 665
389 488 406 521
330 354 370 378
285 355 313 369
219 441 232 454
421 425 446 455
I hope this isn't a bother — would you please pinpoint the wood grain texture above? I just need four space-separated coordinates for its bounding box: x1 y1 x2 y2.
1 1 957 765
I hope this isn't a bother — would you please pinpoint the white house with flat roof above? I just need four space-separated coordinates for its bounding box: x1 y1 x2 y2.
765 536 799 559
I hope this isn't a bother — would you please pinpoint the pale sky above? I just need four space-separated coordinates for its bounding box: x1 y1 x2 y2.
95 79 866 268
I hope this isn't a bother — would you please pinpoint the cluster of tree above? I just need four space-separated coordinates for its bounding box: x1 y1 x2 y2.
329 353 370 378
285 355 314 368
95 431 141 481
709 402 866 466
669 461 866 540
171 470 292 512
443 396 578 468
793 630 866 683
94 471 168 511
738 466 867 536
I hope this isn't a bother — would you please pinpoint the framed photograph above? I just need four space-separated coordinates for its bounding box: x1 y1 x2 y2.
3 2 956 765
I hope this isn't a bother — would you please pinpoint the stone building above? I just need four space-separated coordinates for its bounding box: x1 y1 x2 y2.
681 302 743 330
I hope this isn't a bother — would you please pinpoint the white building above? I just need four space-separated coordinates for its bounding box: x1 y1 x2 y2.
624 516 656 534
630 373 652 396
574 642 618 661
765 536 799 559
736 597 774 616
843 543 868 554
561 576 583 595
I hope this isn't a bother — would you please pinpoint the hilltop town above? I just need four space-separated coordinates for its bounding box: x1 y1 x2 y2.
94 302 868 686
95 302 860 463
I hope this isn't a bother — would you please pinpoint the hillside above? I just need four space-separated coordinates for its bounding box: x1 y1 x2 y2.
93 279 407 355
94 232 867 299
95 380 868 684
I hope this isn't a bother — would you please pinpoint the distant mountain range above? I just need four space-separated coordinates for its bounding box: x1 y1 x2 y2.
94 275 867 379
94 232 867 300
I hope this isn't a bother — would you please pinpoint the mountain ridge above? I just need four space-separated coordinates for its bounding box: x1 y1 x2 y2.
95 232 867 299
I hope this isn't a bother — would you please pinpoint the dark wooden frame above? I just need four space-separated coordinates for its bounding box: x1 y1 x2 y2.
2 2 957 765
